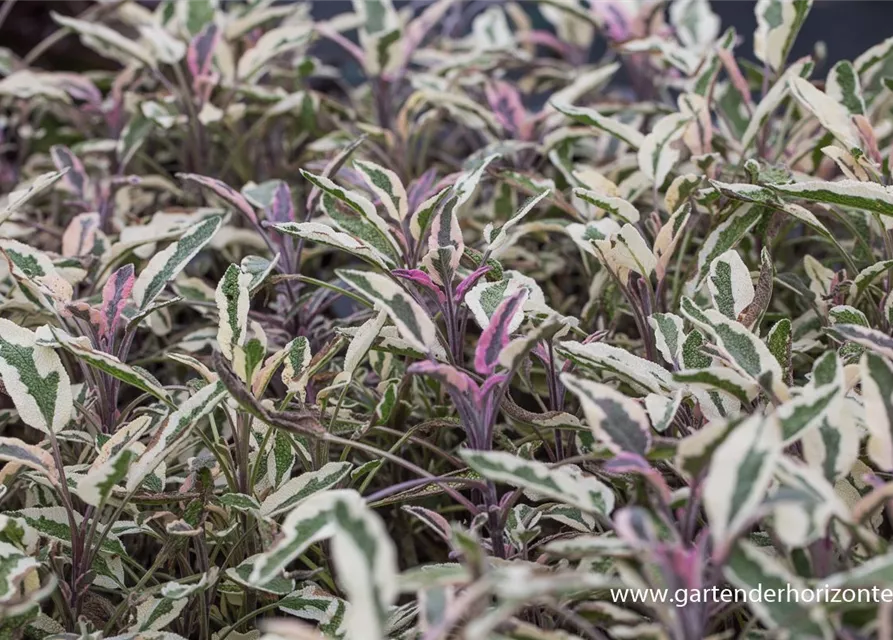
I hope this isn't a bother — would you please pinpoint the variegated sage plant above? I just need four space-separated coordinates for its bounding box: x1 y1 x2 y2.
4 0 893 639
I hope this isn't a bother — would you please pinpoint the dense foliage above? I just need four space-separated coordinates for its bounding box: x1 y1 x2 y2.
3 0 893 638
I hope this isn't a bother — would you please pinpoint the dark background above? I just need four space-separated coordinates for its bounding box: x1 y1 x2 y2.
1 1 890 72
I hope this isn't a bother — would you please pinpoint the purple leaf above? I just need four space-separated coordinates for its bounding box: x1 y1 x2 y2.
520 30 574 59
407 361 479 397
474 289 528 375
454 265 490 303
187 22 220 80
407 168 438 213
478 373 507 400
408 361 499 449
485 81 529 138
178 173 258 224
50 145 90 201
51 73 102 106
392 269 446 304
662 543 705 590
98 264 134 343
269 181 295 223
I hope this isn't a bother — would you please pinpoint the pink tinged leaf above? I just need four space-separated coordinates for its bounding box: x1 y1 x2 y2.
392 269 446 304
474 289 529 375
479 373 507 403
402 505 452 541
314 23 366 66
519 31 573 58
178 173 258 224
187 22 220 81
855 115 882 163
407 361 480 398
50 145 90 200
454 265 490 303
407 168 438 213
427 199 463 274
99 264 135 341
399 0 454 73
603 452 671 504
485 81 528 137
716 48 753 106
61 212 101 257
51 73 102 106
269 181 295 223
594 2 633 41
663 544 704 590
407 361 486 445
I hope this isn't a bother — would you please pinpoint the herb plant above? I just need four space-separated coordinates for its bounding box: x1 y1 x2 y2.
2 0 893 639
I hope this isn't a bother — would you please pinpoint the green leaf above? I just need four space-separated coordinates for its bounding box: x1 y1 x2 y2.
0 320 72 435
703 414 781 553
673 367 759 405
828 304 868 327
551 102 645 149
215 263 251 365
771 457 849 548
562 373 652 455
788 76 862 151
76 448 137 507
680 298 786 398
227 556 294 595
707 249 754 319
695 204 765 282
354 159 408 221
753 0 812 72
0 438 58 486
130 596 188 632
272 221 391 268
832 324 893 360
484 189 552 256
827 60 866 116
847 259 893 304
556 340 674 395
860 351 893 470
10 507 125 556
0 542 38 604
37 327 172 406
335 310 388 387
133 215 224 311
301 170 401 263
776 385 841 444
126 381 227 492
724 540 832 637
571 188 639 224
0 171 66 224
237 25 313 81
259 462 353 519
644 391 683 433
278 583 348 634
460 449 614 515
772 180 893 217
826 553 893 589
766 318 792 383
250 489 397 639
354 0 402 74
339 270 438 354
649 312 685 367
637 112 691 187
218 493 261 513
